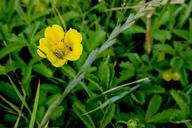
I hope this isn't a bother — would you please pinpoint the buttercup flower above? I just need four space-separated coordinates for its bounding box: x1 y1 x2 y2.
37 24 83 67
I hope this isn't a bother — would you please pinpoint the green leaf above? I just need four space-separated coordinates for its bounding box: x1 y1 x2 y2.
73 101 96 128
170 90 189 113
0 82 19 101
131 91 145 104
50 106 64 120
180 68 188 86
4 114 17 123
40 84 61 93
155 44 174 55
75 51 88 70
0 124 6 128
146 109 179 123
153 30 171 41
7 0 16 20
15 2 29 24
127 53 142 65
115 62 135 85
61 64 76 77
189 18 192 41
86 30 106 52
173 29 189 40
0 64 6 75
170 57 183 71
98 60 110 88
124 25 145 34
158 10 170 26
46 94 61 107
33 63 53 78
85 85 140 114
21 65 32 85
178 0 192 28
8 76 31 113
63 11 79 22
36 106 45 122
29 82 40 128
0 42 26 59
100 104 116 128
145 95 162 120
140 84 165 95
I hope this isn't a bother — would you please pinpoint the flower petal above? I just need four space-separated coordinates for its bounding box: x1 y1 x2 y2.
44 26 55 42
37 49 46 58
47 52 67 67
65 43 83 61
64 28 82 44
37 38 50 58
52 25 65 41
45 24 64 43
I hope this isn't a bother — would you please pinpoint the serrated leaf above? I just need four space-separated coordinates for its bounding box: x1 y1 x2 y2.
115 62 135 85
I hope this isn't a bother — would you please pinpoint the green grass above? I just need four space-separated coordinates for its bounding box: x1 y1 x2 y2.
0 0 192 128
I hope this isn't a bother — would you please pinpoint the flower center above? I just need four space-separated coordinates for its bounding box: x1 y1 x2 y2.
53 39 73 59
53 51 64 59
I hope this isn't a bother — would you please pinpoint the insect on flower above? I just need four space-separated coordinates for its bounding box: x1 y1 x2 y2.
53 51 64 60
37 24 83 67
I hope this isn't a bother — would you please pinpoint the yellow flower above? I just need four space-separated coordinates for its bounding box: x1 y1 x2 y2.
172 72 180 81
162 70 181 82
158 51 165 62
162 70 172 82
37 24 83 67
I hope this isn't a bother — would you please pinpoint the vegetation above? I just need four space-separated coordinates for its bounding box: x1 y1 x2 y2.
0 0 192 127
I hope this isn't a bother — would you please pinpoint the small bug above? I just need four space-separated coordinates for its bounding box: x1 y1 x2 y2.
61 38 64 42
53 51 64 59
68 46 72 52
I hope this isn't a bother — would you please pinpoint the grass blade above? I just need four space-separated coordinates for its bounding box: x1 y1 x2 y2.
100 104 116 128
29 82 40 128
7 75 31 113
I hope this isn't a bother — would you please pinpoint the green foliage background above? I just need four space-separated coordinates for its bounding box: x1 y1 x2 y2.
0 0 192 127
